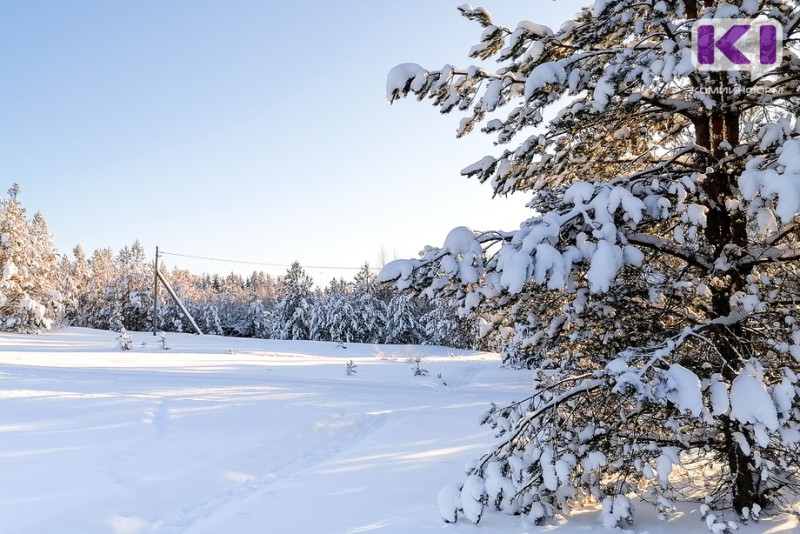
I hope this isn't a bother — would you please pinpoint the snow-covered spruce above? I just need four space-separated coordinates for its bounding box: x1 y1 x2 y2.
269 261 315 340
382 0 800 526
60 240 160 333
117 328 133 351
0 184 63 332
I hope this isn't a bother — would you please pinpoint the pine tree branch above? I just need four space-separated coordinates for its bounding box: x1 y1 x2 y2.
739 244 800 267
765 222 800 247
627 233 711 271
607 146 700 186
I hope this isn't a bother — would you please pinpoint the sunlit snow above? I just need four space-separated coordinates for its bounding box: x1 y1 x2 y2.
0 329 797 533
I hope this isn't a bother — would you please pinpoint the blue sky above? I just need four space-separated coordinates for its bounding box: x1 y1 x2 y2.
1 1 586 283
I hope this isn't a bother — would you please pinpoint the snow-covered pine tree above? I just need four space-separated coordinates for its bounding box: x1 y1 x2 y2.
241 300 270 338
160 305 185 333
116 240 153 332
310 278 358 343
352 263 388 343
0 184 63 332
60 245 92 327
333 290 360 344
384 294 423 345
213 273 250 336
199 303 225 336
269 261 314 340
308 291 327 341
245 270 281 307
381 0 800 525
85 247 123 331
420 296 478 349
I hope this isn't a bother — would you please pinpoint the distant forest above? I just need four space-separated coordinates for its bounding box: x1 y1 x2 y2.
0 185 495 351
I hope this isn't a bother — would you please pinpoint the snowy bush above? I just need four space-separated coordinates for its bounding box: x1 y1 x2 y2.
411 356 428 377
602 494 633 529
460 474 488 524
117 329 133 351
437 482 462 523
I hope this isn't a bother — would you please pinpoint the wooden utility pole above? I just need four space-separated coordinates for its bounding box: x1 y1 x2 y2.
156 268 203 335
151 246 202 336
153 246 159 336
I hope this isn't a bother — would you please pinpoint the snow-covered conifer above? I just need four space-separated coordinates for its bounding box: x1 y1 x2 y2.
241 300 269 338
81 247 119 330
60 245 92 327
421 296 478 349
310 278 360 343
199 304 224 336
0 185 63 332
351 263 388 343
382 0 800 524
384 294 423 345
116 240 153 331
270 261 314 340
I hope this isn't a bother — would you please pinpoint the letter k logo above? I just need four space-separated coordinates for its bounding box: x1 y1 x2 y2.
692 18 782 74
697 24 750 65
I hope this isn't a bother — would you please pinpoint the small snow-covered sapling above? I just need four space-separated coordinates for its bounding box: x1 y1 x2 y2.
412 356 428 377
345 360 357 376
159 332 169 350
117 329 132 351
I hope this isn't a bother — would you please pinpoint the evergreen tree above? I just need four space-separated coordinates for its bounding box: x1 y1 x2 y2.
0 185 62 332
160 302 185 333
241 300 270 338
317 278 360 343
86 247 123 331
60 245 92 327
246 270 280 306
384 294 423 345
420 296 478 349
382 0 800 524
352 263 388 343
199 303 224 336
270 261 314 340
116 240 153 331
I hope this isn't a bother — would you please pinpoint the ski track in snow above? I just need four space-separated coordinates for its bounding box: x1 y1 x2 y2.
152 412 390 532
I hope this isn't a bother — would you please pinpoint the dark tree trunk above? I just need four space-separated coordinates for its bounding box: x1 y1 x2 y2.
698 69 760 512
721 414 763 513
710 278 760 513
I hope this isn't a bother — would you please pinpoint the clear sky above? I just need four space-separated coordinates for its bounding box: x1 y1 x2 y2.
1 0 587 284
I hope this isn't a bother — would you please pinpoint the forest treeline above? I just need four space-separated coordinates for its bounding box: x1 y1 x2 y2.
0 185 491 350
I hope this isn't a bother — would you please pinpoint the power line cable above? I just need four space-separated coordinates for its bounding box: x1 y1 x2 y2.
159 250 379 271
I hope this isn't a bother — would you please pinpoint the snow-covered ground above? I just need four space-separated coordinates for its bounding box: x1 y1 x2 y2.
0 328 796 534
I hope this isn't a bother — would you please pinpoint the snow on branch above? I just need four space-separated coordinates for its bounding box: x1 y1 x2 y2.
387 0 800 524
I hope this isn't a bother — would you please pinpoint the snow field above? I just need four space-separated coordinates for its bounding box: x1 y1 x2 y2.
0 328 528 533
0 328 796 533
